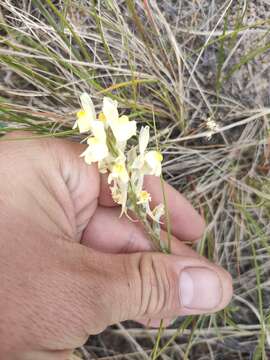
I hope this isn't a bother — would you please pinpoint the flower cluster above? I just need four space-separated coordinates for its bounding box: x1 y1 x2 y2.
205 117 219 140
74 93 165 250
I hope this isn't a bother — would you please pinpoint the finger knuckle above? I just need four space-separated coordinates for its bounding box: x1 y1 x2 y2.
135 253 176 318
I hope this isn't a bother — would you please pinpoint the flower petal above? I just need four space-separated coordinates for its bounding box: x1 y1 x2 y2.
112 119 137 142
139 126 149 154
102 97 119 125
152 204 165 223
144 150 162 176
80 92 96 119
75 111 92 133
90 120 107 142
81 138 108 164
111 162 129 183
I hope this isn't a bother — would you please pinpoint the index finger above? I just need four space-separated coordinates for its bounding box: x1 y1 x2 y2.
99 174 205 242
144 175 205 241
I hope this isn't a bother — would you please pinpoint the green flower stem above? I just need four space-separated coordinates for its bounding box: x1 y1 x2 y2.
127 186 169 254
107 131 168 253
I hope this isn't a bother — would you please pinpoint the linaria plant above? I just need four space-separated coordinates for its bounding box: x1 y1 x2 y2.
74 92 168 254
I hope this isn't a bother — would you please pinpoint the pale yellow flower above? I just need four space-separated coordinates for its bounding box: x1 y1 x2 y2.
76 93 166 238
102 97 119 124
112 115 137 143
80 120 108 165
132 148 163 177
144 150 163 177
102 97 136 142
90 120 107 143
206 118 219 132
73 93 96 133
108 160 129 184
152 203 164 222
132 126 163 177
205 117 219 140
80 137 108 165
137 190 152 205
110 180 129 216
137 189 154 219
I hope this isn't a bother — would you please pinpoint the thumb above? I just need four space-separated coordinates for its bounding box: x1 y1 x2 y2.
82 250 232 332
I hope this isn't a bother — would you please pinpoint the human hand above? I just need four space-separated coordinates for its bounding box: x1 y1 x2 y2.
0 132 232 359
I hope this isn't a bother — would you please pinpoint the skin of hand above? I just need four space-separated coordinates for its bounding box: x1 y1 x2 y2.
0 132 233 360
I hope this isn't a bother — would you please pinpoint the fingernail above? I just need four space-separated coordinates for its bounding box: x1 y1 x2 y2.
179 268 222 310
